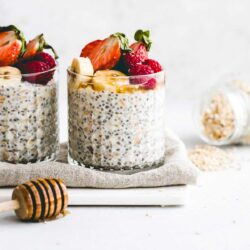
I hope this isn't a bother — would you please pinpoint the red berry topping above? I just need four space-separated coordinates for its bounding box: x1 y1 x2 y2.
0 25 25 66
123 42 148 68
143 59 162 73
123 29 152 69
128 64 154 85
80 40 102 58
81 33 130 71
81 36 121 71
128 63 158 89
23 34 58 60
144 78 156 89
128 64 154 76
18 60 53 85
35 52 56 69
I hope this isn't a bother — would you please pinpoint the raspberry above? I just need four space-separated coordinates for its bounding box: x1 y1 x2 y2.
128 64 154 76
123 42 148 68
35 52 56 69
128 64 157 89
129 64 154 85
18 60 53 85
143 59 162 73
144 78 156 89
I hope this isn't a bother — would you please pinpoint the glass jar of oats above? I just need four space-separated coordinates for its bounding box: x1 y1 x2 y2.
196 74 250 145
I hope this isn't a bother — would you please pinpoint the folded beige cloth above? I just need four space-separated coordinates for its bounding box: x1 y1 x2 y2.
0 129 199 188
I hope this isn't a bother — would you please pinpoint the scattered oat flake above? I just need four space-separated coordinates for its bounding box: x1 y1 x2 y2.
188 144 232 171
0 96 5 104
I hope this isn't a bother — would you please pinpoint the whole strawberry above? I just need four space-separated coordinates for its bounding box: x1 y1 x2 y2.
123 30 152 68
143 59 162 73
0 25 25 66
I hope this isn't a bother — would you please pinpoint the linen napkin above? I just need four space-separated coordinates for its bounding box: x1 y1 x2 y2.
0 129 199 188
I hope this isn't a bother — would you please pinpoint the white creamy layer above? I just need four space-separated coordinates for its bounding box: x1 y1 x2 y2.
68 86 165 170
0 79 59 163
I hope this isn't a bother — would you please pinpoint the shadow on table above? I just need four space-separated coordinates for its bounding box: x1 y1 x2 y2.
0 213 21 225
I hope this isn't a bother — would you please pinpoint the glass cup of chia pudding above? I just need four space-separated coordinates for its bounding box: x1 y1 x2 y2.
0 25 59 163
68 30 166 171
0 66 59 163
68 68 165 171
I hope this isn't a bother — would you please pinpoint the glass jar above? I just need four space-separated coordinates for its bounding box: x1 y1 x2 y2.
196 74 250 145
0 66 59 163
67 69 166 171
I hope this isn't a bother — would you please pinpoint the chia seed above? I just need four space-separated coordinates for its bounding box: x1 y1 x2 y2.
68 84 165 170
0 79 59 163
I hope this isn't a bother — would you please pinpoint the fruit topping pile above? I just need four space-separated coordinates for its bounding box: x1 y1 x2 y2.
0 25 58 85
71 29 163 92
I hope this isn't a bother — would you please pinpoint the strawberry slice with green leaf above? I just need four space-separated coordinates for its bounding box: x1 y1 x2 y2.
123 29 152 68
80 33 130 71
23 34 58 59
134 29 152 51
0 25 26 66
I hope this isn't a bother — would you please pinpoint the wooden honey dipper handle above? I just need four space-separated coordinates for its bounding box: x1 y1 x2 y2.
0 199 20 213
0 178 68 222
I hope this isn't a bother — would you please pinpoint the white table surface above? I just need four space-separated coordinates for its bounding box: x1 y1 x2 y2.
1 0 250 248
1 98 250 250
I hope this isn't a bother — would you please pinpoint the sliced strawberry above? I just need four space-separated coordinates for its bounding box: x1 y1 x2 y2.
0 25 25 66
80 40 102 58
23 34 58 59
80 33 130 71
81 36 120 71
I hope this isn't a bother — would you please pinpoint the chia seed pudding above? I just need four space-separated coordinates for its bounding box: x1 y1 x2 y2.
0 26 60 163
0 78 59 163
68 70 165 170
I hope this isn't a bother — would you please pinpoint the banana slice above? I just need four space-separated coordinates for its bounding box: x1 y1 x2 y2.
69 57 94 90
93 81 117 92
71 57 94 76
0 66 22 85
117 84 141 94
92 70 129 92
93 70 128 85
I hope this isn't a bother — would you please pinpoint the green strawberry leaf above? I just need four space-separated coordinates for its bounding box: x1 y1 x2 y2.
37 34 59 59
113 32 131 52
134 29 152 51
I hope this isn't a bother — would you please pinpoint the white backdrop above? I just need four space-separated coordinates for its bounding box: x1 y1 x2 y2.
1 0 250 142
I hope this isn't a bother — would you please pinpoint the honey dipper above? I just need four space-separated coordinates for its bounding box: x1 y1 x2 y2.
0 178 68 222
